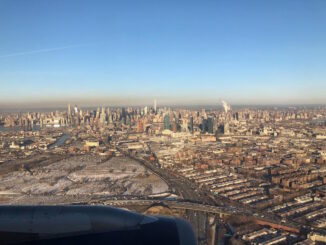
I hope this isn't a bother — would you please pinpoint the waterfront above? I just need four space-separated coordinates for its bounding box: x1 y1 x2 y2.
49 132 70 149
0 125 41 132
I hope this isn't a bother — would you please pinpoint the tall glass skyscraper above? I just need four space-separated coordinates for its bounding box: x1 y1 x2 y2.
164 115 171 130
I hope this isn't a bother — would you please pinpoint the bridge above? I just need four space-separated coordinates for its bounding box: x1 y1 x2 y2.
95 199 301 233
2 193 232 216
98 199 235 216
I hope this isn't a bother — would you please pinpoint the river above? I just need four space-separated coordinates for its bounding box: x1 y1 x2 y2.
0 125 41 132
49 133 70 149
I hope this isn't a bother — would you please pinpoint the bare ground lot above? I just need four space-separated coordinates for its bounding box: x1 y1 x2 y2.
0 155 169 204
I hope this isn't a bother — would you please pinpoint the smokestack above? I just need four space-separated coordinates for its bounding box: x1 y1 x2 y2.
221 100 231 113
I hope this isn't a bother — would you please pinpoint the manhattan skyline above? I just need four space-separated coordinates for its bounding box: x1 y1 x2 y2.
1 0 326 107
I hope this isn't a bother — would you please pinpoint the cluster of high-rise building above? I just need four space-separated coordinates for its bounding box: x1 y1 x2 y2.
2 101 326 138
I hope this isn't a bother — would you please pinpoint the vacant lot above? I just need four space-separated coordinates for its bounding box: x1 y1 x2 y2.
0 155 169 204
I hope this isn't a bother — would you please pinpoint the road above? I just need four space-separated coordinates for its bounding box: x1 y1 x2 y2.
101 199 231 215
119 149 211 203
115 147 303 238
116 147 212 243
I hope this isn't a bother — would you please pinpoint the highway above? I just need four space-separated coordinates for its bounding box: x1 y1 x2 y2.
101 199 232 215
116 147 214 243
118 148 213 204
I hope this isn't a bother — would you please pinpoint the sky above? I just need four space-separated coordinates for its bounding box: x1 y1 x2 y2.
0 0 326 107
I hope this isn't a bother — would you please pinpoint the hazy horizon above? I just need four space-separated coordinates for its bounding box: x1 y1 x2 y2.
1 97 326 111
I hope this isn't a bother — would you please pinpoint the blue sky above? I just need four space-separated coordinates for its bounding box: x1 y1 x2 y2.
0 0 326 107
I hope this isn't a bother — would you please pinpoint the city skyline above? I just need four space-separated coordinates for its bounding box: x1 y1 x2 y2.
1 0 326 106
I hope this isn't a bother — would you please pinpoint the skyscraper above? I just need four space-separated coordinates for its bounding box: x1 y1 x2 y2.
224 122 230 135
67 104 71 116
144 106 148 115
137 120 144 133
164 114 171 130
74 105 78 114
67 104 72 124
189 116 194 133
121 107 127 125
100 107 106 126
96 107 100 118
153 99 157 113
207 117 214 134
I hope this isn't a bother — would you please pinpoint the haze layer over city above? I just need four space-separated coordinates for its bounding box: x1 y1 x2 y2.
1 0 326 244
